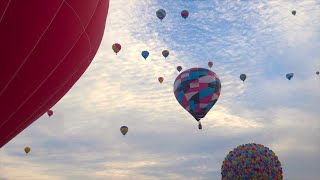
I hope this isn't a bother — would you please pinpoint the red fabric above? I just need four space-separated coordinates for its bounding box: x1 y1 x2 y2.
0 0 109 148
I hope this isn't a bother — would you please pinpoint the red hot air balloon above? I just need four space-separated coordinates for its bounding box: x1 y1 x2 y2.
47 110 53 117
0 0 110 148
208 62 213 68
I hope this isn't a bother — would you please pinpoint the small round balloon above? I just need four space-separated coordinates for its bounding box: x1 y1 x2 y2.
158 77 164 83
181 10 189 19
141 51 149 60
162 50 169 59
240 74 247 82
292 10 296 16
316 71 319 75
177 66 182 72
24 147 31 154
286 73 294 80
156 9 166 21
47 110 53 117
112 43 121 55
120 126 128 136
208 62 213 68
221 143 283 180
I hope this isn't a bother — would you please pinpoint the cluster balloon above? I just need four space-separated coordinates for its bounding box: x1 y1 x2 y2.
177 66 182 72
0 0 109 148
158 77 164 83
240 74 247 82
47 110 53 117
162 50 169 59
221 143 283 180
112 43 121 55
120 126 128 136
24 147 31 154
141 51 149 60
286 73 294 80
292 10 296 16
208 62 213 68
156 9 166 21
181 10 189 19
173 68 221 129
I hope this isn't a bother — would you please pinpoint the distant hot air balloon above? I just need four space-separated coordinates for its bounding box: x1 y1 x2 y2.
316 71 319 75
141 51 149 60
47 110 53 117
221 143 283 179
120 126 128 136
286 73 294 80
24 147 31 154
177 66 182 72
0 0 110 148
174 68 221 129
156 9 166 21
208 62 213 68
162 50 169 59
112 43 121 55
181 10 189 19
158 77 164 83
292 10 296 15
240 74 247 82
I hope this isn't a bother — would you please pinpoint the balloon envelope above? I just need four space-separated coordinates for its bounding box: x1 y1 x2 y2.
181 10 189 19
208 62 213 68
173 68 221 122
47 110 53 117
120 126 128 135
221 143 283 180
156 9 166 20
24 147 31 154
177 66 182 72
286 73 294 80
158 77 164 83
316 71 319 75
0 0 110 148
112 43 121 54
141 51 149 60
162 50 169 58
292 10 296 15
240 74 247 82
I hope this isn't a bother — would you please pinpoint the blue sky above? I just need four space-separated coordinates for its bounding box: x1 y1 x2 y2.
1 0 320 179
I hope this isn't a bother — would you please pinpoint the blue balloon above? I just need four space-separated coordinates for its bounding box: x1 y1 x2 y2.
286 73 294 80
141 51 149 60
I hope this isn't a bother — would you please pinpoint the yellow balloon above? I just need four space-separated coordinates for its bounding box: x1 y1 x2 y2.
24 147 31 154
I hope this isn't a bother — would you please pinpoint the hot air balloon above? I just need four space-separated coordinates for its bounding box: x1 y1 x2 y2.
120 126 128 136
156 9 166 21
162 50 169 59
316 71 319 75
208 62 213 68
240 74 247 82
141 51 149 60
292 10 296 15
112 43 121 55
286 73 294 80
181 10 189 19
47 110 53 117
173 68 221 129
221 143 283 180
177 66 182 72
158 77 164 83
0 0 110 148
24 147 31 154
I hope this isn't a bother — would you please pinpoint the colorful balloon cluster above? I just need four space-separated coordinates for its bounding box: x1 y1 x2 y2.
221 143 283 180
